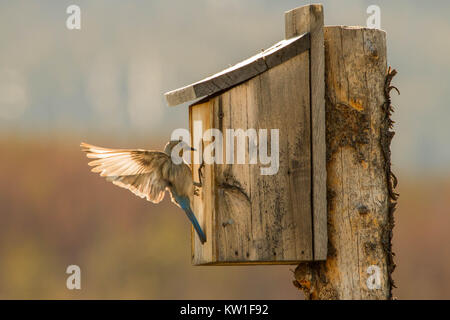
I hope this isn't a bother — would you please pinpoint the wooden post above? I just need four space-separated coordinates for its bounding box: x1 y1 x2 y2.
293 25 398 299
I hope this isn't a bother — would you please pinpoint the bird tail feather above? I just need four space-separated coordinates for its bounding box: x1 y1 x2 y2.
184 206 207 244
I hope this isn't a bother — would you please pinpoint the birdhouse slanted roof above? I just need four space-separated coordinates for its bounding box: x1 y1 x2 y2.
164 32 310 107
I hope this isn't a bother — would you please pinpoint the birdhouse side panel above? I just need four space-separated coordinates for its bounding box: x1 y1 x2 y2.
212 51 313 263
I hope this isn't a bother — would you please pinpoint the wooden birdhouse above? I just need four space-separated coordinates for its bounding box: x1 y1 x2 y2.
165 4 327 265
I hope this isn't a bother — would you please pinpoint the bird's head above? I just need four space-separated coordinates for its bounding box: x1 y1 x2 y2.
164 139 195 157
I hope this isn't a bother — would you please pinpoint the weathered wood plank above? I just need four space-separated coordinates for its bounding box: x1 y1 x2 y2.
247 52 313 262
214 89 253 262
285 4 327 260
165 33 310 106
190 101 215 265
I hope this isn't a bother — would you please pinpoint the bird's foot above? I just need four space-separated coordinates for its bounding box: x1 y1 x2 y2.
193 163 205 197
198 162 205 184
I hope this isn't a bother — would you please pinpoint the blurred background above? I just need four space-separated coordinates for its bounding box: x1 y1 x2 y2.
0 0 449 299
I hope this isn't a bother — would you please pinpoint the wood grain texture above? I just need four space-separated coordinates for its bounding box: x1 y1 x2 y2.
165 33 310 106
190 51 313 265
285 4 327 260
294 26 392 299
190 102 216 265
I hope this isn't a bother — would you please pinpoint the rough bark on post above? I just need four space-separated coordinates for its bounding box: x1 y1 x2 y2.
293 26 398 299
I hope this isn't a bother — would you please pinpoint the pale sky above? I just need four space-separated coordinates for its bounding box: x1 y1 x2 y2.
0 0 449 174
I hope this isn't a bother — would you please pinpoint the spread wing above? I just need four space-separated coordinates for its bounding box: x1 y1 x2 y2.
81 142 171 203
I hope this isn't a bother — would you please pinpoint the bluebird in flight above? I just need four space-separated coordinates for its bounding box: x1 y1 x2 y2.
80 140 206 244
